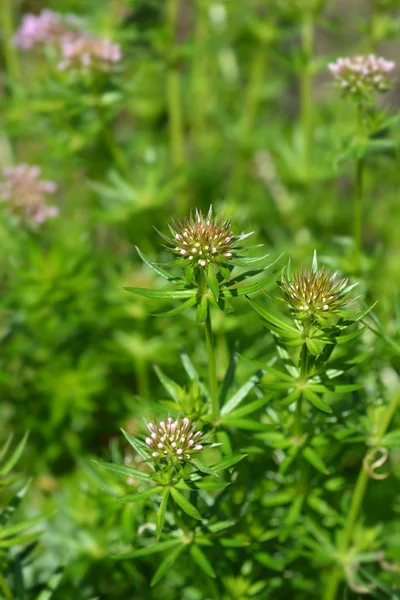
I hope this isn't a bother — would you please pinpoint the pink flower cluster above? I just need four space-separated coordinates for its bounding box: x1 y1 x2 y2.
13 9 67 50
145 417 203 461
14 9 121 72
58 35 122 72
0 164 59 225
328 54 395 95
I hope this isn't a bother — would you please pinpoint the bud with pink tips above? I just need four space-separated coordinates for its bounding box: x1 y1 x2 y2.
145 417 204 462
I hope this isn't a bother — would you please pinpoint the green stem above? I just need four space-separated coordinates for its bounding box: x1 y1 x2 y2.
205 303 219 419
166 0 184 170
93 92 131 178
353 156 365 262
353 103 366 264
191 0 209 141
229 45 267 201
300 13 314 172
323 388 400 600
0 0 20 85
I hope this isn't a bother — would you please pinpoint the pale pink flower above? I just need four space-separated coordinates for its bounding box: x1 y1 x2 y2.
328 54 395 95
0 164 59 225
58 34 122 72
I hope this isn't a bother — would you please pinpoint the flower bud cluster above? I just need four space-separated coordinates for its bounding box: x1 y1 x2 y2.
167 208 247 270
279 266 350 319
13 9 70 49
328 54 395 96
14 9 122 73
145 417 203 461
58 35 122 72
0 164 58 225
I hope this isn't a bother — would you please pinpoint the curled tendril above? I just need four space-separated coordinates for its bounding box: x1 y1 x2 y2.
344 564 377 595
363 447 389 480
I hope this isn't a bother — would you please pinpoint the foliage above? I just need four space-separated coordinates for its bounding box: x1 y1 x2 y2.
0 0 400 598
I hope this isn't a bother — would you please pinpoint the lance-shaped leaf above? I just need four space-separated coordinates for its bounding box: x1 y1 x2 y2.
0 432 29 477
152 296 197 317
303 447 329 475
156 488 170 539
124 287 196 299
151 543 186 586
303 389 332 413
221 370 264 415
116 486 163 503
190 545 216 578
170 488 202 520
121 428 152 463
221 272 277 298
92 459 151 482
135 246 180 282
154 366 183 404
114 538 182 560
211 453 247 472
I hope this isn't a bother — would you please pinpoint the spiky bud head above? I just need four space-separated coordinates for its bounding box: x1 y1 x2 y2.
145 417 203 462
279 265 352 320
164 207 251 272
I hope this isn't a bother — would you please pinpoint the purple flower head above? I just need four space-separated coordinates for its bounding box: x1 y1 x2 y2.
58 34 122 72
0 164 59 226
13 9 71 50
328 54 395 97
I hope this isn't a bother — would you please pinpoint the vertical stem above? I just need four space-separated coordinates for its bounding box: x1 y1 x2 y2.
93 91 131 178
228 44 267 202
354 104 365 264
300 13 314 172
0 0 20 84
166 0 185 170
353 157 364 262
205 303 219 418
323 388 400 600
191 0 209 141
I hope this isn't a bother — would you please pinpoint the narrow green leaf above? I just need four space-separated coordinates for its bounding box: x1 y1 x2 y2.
0 434 13 463
114 538 181 559
222 272 276 297
36 570 63 600
247 297 298 333
382 430 400 449
116 486 163 503
219 348 238 406
135 246 178 282
170 488 202 520
120 428 151 462
221 418 271 431
151 544 185 586
196 294 208 323
0 480 31 527
152 296 197 317
303 447 329 475
189 458 217 476
156 488 170 539
0 531 42 548
221 370 264 415
211 453 247 472
154 366 183 403
190 545 216 578
206 264 219 301
177 478 230 491
124 287 196 299
0 514 44 540
0 432 29 477
303 389 332 413
221 393 273 420
92 459 151 482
